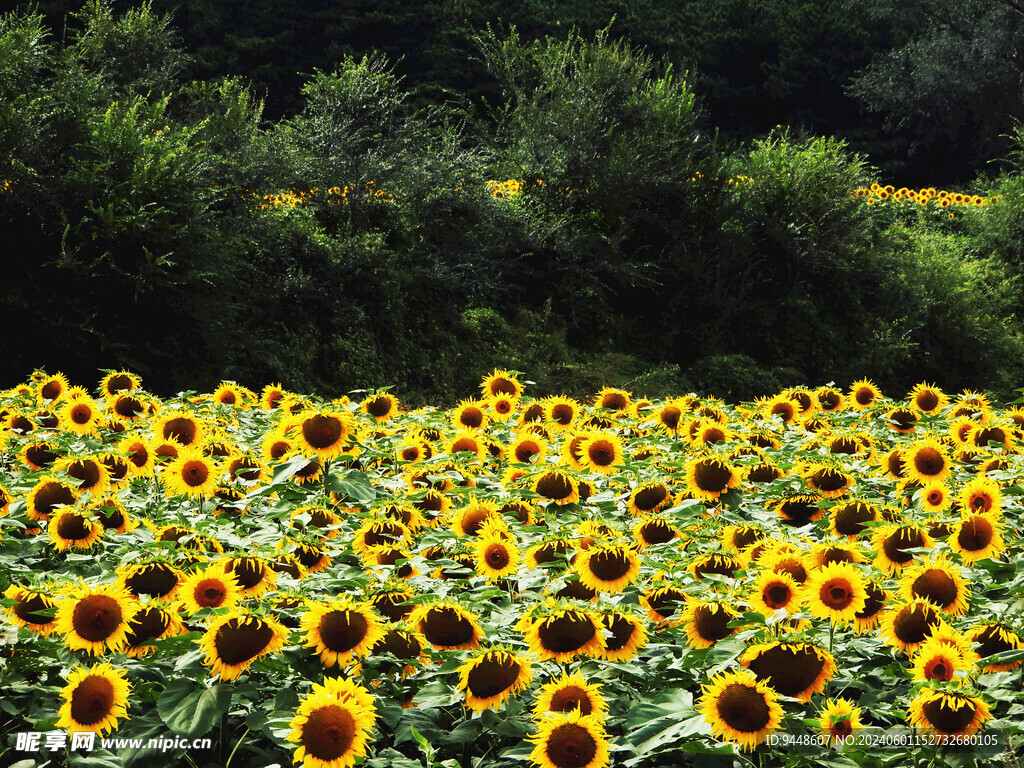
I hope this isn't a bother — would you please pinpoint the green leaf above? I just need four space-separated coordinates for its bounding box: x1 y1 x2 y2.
156 679 231 738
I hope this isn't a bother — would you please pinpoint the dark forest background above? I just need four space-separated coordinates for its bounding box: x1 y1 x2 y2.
4 0 1024 403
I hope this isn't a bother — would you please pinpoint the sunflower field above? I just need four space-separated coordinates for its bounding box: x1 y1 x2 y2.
2 369 1024 768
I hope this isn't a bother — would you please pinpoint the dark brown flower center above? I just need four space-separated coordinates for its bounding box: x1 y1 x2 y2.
70 674 115 726
302 704 356 760
715 683 772 733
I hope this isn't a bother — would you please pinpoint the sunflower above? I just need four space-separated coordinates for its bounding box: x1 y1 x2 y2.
970 422 1015 452
748 569 803 617
904 437 952 485
97 370 141 399
699 668 784 752
448 496 498 537
476 534 521 581
452 399 488 431
880 599 945 654
48 507 104 551
118 561 184 600
949 512 1004 563
178 563 242 614
302 599 384 667
763 393 800 424
482 369 524 399
287 676 377 768
533 470 580 505
3 585 60 636
900 554 970 615
596 609 647 661
117 434 156 477
918 482 952 515
873 524 933 574
162 449 219 499
596 386 631 413
816 698 863 741
969 623 1023 672
885 407 919 434
291 409 355 460
55 662 131 735
741 641 836 701
53 457 105 500
509 431 547 464
770 494 826 527
534 671 607 720
828 499 878 539
685 456 740 501
369 626 427 678
574 545 640 593
60 395 102 436
627 482 671 517
680 599 737 647
816 386 844 412
529 709 610 768
911 637 970 683
123 603 185 657
457 648 532 712
578 432 624 474
447 429 484 458
848 379 882 410
409 601 483 651
153 411 203 447
361 392 399 422
908 689 991 737
632 516 679 549
690 554 742 581
524 606 605 662
959 476 1002 516
37 371 70 403
199 611 289 680
55 583 138 655
802 463 853 498
804 561 867 625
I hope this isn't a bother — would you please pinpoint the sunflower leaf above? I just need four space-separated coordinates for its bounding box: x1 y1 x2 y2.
157 679 231 738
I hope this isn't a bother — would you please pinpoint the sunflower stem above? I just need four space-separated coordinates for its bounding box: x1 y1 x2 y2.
322 459 331 498
225 727 249 768
829 620 835 654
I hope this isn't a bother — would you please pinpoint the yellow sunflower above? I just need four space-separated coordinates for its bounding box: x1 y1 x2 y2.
52 456 110 498
48 507 104 551
198 611 289 680
847 378 882 410
748 569 803 617
123 603 185 658
178 563 242 614
523 606 605 662
816 697 864 741
911 637 971 683
3 585 60 636
680 599 737 648
969 623 1023 673
533 470 580 506
909 382 948 415
873 523 934 574
60 395 102 435
574 544 641 593
958 475 1003 516
55 583 138 655
699 668 783 752
904 437 952 485
577 432 624 474
546 396 582 431
475 534 521 581
534 671 607 720
457 648 532 712
287 676 377 768
509 431 547 465
361 392 399 422
740 641 836 701
529 709 610 768
162 449 220 499
408 601 483 651
879 599 946 654
804 561 867 625
291 409 355 460
301 599 384 667
685 455 740 501
949 512 1005 563
117 561 185 600
452 399 488 431
55 662 131 735
597 609 648 661
481 369 524 399
908 689 991 737
900 554 971 615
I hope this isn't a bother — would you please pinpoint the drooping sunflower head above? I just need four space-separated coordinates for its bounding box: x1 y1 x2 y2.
3 584 60 636
199 611 289 680
481 369 524 399
409 601 482 651
533 470 580 506
948 513 1004 563
534 670 607 720
900 554 971 616
685 455 740 501
457 648 532 712
301 599 384 668
361 392 400 422
679 599 736 646
123 602 185 657
908 689 992 737
699 668 784 752
873 523 934 574
52 456 110 498
597 609 648 661
741 641 836 701
48 507 104 551
574 544 641 594
524 605 605 662
880 599 946 654
36 371 71 404
969 623 1023 672
828 499 878 539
